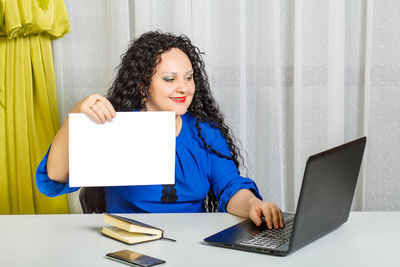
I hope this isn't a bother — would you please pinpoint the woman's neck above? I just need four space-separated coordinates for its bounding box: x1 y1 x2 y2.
175 115 182 137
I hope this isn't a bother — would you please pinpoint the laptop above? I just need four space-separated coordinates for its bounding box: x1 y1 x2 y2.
204 137 367 256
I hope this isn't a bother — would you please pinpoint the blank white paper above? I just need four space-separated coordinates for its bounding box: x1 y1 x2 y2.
69 112 175 187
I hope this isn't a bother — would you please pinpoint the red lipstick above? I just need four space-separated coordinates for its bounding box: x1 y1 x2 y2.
170 97 186 103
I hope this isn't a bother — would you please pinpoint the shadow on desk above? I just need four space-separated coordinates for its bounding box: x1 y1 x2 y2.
87 226 103 233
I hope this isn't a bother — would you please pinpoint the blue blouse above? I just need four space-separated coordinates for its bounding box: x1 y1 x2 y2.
36 113 262 213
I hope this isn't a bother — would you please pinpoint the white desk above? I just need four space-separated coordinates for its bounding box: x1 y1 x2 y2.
0 212 399 267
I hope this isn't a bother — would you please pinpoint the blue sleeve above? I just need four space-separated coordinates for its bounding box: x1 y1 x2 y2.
35 146 80 197
206 127 262 212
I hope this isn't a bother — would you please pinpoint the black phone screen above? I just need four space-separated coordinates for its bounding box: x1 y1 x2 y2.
106 250 165 267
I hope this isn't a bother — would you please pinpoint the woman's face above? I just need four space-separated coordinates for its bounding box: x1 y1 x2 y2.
144 48 195 116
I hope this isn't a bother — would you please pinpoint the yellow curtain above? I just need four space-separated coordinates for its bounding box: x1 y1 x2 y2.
0 0 70 214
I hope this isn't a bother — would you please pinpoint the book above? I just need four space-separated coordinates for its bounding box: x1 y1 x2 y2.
101 213 171 245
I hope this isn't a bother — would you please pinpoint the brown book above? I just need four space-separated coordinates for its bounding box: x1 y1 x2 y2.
102 214 165 245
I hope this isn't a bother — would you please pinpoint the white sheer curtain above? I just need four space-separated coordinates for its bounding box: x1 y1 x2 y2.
53 0 400 213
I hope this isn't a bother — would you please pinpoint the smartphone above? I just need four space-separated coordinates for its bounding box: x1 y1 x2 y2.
106 250 165 267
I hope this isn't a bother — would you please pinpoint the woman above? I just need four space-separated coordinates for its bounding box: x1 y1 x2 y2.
36 31 284 230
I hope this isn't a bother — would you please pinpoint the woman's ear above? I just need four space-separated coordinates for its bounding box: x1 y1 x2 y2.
139 85 147 107
139 84 148 97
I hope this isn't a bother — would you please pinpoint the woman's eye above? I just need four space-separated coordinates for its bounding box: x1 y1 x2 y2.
186 76 193 81
163 77 174 82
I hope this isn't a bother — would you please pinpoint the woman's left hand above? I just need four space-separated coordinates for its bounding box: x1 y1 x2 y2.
226 189 285 229
248 198 284 229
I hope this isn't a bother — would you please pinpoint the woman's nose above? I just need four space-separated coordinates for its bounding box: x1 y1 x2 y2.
176 78 188 93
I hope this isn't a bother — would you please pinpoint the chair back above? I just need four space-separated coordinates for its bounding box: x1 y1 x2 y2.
203 188 219 212
79 187 106 214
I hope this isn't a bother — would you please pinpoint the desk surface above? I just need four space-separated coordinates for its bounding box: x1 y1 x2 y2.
0 212 399 267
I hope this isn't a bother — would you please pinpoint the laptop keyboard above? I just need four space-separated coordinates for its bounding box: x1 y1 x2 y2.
239 220 294 249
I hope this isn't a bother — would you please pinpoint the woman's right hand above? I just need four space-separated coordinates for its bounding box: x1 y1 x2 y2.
70 94 116 124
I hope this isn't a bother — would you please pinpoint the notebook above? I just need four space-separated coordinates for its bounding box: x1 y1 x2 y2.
204 137 367 256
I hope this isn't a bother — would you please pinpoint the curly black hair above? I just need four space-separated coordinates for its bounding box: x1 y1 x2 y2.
106 32 245 211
